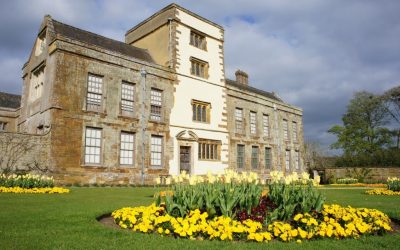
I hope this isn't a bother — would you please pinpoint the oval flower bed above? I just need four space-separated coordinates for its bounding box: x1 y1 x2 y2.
0 174 69 194
112 171 393 243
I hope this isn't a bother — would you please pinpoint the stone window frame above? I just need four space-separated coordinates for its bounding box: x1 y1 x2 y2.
190 30 207 51
235 108 243 134
283 119 289 141
30 64 45 102
292 121 298 143
263 114 270 137
198 139 221 161
84 127 103 165
265 147 272 169
294 150 300 170
120 80 135 116
285 149 291 171
86 73 104 112
0 121 7 131
192 99 211 123
251 146 259 169
250 111 257 135
119 131 135 167
150 135 163 168
150 88 163 122
236 144 245 169
190 57 209 79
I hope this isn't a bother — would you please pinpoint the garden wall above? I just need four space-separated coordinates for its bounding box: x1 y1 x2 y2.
0 131 51 173
324 167 400 183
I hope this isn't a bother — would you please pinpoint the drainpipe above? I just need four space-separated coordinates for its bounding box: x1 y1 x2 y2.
140 68 147 185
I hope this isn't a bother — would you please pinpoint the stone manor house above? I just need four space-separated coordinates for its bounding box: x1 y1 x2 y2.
0 4 303 185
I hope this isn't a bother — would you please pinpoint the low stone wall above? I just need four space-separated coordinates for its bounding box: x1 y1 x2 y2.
0 131 50 173
324 167 400 183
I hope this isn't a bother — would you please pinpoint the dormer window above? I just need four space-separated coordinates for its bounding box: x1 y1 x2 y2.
35 30 46 56
190 31 206 50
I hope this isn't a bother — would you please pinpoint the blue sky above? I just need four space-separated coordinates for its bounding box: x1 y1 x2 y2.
0 0 399 153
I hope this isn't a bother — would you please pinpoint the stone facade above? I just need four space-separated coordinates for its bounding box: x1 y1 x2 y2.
0 3 304 184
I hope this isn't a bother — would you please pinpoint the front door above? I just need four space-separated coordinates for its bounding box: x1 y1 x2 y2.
179 146 191 174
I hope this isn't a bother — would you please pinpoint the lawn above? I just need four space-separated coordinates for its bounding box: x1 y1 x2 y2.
0 187 399 250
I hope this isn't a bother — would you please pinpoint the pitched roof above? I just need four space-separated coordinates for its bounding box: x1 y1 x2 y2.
0 91 21 109
225 79 283 102
51 19 155 64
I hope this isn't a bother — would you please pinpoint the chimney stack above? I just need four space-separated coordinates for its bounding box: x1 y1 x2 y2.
235 70 249 85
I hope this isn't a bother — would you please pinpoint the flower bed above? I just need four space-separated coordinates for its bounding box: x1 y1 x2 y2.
112 203 392 242
0 186 70 194
0 174 69 194
112 170 393 243
336 178 358 184
366 189 400 196
329 183 386 188
366 177 400 195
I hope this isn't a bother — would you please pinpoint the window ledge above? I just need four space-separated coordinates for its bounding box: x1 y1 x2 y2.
83 110 106 116
81 164 105 168
118 115 138 120
149 120 166 125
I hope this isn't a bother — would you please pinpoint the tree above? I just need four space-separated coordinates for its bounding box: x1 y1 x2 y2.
382 86 400 148
303 141 328 170
328 91 392 156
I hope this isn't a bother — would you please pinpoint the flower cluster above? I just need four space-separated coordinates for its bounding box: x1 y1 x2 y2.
0 173 54 188
0 186 70 194
112 203 392 242
330 183 386 187
387 177 400 191
366 188 400 196
270 171 319 186
155 170 262 186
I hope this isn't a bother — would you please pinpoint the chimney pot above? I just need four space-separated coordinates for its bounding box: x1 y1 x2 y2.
235 70 249 85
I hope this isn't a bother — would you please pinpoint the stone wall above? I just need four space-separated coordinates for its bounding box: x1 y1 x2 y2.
324 167 400 182
0 131 50 173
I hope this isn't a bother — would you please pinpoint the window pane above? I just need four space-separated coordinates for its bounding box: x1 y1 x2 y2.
120 132 135 165
84 127 102 164
151 136 163 167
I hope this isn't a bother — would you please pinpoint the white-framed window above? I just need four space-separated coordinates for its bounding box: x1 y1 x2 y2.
151 135 163 167
86 74 103 112
235 108 243 133
292 121 298 142
120 132 135 166
285 150 291 171
251 146 259 169
265 147 272 169
250 111 257 134
263 114 270 137
84 127 102 164
121 81 134 114
150 88 162 121
198 140 221 161
294 151 300 170
283 119 289 141
237 144 245 169
0 122 7 131
190 31 206 50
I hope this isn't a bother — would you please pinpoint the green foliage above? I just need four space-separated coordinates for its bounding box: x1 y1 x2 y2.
334 148 400 167
266 182 325 222
0 173 54 188
387 178 400 191
336 178 358 184
155 181 262 218
329 91 392 155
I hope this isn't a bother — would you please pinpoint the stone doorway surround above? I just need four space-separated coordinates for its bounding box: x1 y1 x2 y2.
176 130 198 175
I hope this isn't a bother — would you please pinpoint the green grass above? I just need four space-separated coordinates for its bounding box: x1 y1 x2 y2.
0 187 399 250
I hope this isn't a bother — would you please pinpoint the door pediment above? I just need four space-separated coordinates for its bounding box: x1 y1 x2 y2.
176 130 198 141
